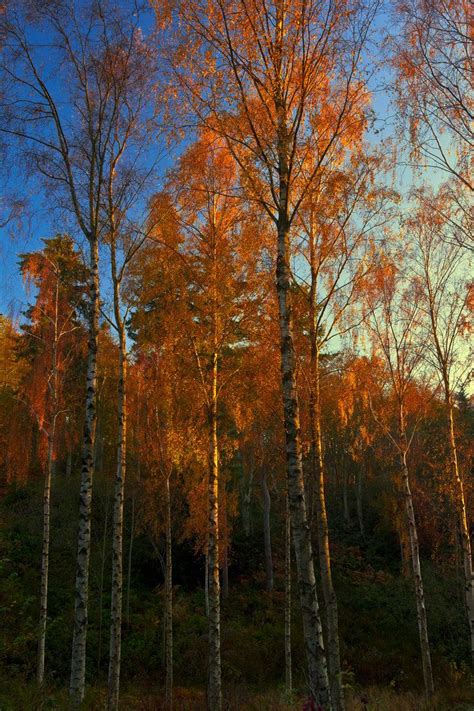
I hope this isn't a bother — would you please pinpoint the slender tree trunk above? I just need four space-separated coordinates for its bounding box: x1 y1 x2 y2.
445 393 474 668
396 502 411 578
97 493 110 673
400 445 434 696
285 492 292 694
207 347 221 710
37 287 60 687
276 212 331 708
108 323 127 710
309 342 344 711
165 473 173 710
126 494 136 626
70 236 99 706
37 430 55 686
262 472 273 592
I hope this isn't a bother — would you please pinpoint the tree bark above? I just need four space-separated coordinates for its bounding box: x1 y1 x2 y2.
399 409 434 697
207 346 222 710
306 204 340 707
108 256 128 709
37 283 59 687
276 214 331 708
97 493 109 673
309 343 344 711
70 235 99 705
401 450 434 696
445 393 473 668
37 432 55 686
261 472 273 592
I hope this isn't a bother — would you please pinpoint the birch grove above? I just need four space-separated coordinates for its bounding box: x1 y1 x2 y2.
0 0 472 709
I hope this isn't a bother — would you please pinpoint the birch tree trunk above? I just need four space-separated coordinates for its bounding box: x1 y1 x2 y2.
400 445 434 696
164 473 173 709
126 494 136 626
285 492 292 693
37 430 55 685
37 285 59 687
309 343 344 711
108 281 128 710
70 236 99 705
276 214 331 708
262 472 273 592
97 494 110 673
310 364 344 711
207 346 221 710
445 393 474 668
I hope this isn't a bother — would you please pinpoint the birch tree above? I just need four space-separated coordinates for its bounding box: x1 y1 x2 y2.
366 262 434 697
158 0 381 702
412 210 473 668
18 236 85 686
0 2 154 702
295 152 392 709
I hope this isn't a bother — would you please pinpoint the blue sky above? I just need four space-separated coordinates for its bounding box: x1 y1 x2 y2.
0 0 449 324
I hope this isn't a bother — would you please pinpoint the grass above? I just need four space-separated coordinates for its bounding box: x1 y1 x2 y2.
0 678 473 710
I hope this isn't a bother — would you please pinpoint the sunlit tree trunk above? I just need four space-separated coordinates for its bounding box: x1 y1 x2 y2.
399 408 434 697
207 343 221 710
262 472 273 592
70 235 99 705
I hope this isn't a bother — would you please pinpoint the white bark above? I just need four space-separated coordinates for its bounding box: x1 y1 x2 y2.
70 237 99 705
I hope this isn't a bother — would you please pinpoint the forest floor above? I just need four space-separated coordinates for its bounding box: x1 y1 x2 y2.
0 680 473 710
